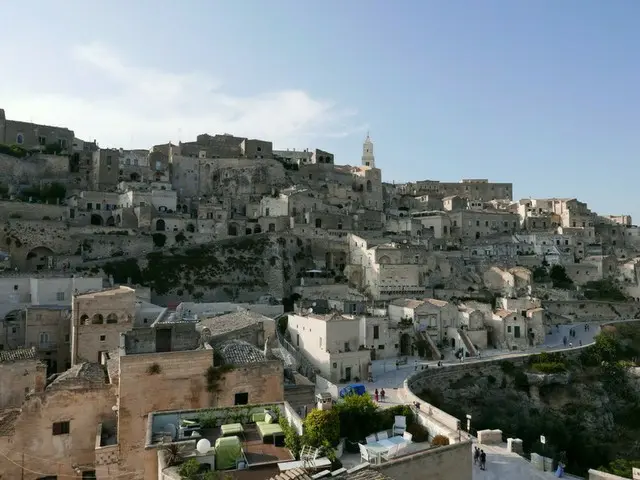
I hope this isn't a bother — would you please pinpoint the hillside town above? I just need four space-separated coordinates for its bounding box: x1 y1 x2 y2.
1 108 639 480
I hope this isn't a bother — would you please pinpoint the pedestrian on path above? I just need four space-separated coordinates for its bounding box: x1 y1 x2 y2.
374 389 379 402
473 447 480 465
480 450 486 470
380 388 386 401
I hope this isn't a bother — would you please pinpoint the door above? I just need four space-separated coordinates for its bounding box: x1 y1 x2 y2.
156 328 172 352
345 367 352 381
514 326 521 338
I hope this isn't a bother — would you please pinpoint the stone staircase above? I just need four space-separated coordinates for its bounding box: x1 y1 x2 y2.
416 331 441 360
457 329 478 357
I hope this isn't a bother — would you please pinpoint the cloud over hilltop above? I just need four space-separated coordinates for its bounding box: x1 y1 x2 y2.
0 42 362 149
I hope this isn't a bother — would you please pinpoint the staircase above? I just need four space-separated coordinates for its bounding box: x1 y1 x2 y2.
416 331 441 360
457 329 478 357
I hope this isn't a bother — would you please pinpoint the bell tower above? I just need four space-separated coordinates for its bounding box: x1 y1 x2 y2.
361 132 375 168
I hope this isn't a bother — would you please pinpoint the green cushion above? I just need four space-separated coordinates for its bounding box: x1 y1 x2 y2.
264 413 273 425
181 419 198 426
221 423 244 436
252 413 266 423
257 422 283 437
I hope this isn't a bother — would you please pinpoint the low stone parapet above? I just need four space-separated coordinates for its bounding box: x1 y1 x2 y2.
477 429 502 444
507 438 523 454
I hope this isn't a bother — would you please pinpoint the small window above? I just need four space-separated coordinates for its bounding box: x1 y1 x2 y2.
332 362 337 368
82 471 97 480
373 326 379 339
99 335 106 342
13 285 18 290
378 345 385 350
234 392 249 405
56 292 65 301
64 334 70 343
38 135 47 145
52 421 70 435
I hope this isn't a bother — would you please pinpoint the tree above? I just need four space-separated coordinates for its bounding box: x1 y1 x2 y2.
549 265 573 289
303 409 340 447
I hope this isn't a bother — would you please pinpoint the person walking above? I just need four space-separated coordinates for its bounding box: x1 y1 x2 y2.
473 447 480 465
480 450 486 470
380 388 386 401
374 389 379 402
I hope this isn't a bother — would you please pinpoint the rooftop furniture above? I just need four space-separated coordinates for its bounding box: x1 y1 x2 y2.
402 431 413 442
365 436 409 464
221 423 244 437
358 443 379 465
381 444 399 461
377 431 388 440
178 418 202 439
214 435 244 470
300 445 320 462
255 412 284 444
393 416 407 436
278 457 332 472
365 434 377 444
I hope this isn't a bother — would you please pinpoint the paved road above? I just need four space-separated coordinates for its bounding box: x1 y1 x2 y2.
334 319 640 408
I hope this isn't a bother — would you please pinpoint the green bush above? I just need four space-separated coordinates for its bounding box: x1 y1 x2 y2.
152 233 167 248
178 458 201 479
406 422 429 442
279 417 301 458
334 393 378 442
0 143 28 158
303 409 340 447
530 362 566 374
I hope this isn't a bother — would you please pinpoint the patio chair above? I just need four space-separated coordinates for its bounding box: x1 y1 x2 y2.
393 416 407 436
365 435 377 444
377 431 388 440
381 444 399 462
402 431 413 442
396 442 408 456
358 443 378 465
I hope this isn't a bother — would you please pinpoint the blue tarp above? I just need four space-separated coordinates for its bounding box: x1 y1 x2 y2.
339 383 366 398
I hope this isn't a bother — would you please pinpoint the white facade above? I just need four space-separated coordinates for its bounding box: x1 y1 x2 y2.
119 149 150 167
287 313 370 383
0 276 104 317
260 195 289 217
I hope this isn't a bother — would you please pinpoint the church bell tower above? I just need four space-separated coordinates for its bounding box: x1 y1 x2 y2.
361 133 375 168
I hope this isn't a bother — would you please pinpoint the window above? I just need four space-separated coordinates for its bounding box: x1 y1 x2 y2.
126 158 131 165
16 133 24 144
39 332 49 345
134 158 139 166
52 421 70 435
56 292 65 301
99 335 106 342
514 326 521 338
378 345 385 350
319 337 323 349
82 471 97 480
156 160 162 170
344 342 349 351
13 284 18 290
87 202 93 210
507 326 512 333
234 392 249 405
64 334 70 343
106 155 112 166
373 326 379 339
38 136 47 146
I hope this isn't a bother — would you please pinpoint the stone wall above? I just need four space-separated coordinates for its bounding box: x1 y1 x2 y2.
118 349 215 479
215 360 285 407
376 440 473 480
0 357 46 408
543 300 640 321
0 384 116 480
588 469 634 480
0 152 69 183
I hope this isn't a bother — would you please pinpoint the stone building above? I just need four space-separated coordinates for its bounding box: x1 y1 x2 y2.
25 305 71 374
71 286 135 365
0 346 46 408
0 108 74 152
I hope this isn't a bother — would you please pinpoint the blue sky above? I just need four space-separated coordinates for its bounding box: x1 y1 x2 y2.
2 1 639 220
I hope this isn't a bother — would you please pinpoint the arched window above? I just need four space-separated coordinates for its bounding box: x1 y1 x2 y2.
16 133 24 145
156 219 166 231
39 332 49 345
106 313 118 324
80 314 89 325
92 314 104 324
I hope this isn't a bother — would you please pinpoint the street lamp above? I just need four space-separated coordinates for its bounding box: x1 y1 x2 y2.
466 414 472 433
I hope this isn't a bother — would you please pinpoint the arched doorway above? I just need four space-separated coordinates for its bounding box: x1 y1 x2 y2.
130 172 141 181
90 214 103 226
315 218 322 228
26 246 55 271
450 337 456 348
155 219 166 231
106 216 115 226
186 223 195 233
228 223 238 236
254 224 262 234
400 333 411 356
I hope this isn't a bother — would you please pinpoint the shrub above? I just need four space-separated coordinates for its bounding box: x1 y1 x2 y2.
530 362 566 374
279 417 301 458
334 393 378 442
431 434 450 447
152 233 167 248
406 423 429 442
146 363 162 375
303 409 340 447
178 458 201 479
487 375 496 385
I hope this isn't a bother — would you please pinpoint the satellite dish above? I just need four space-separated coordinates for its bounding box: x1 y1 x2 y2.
196 438 211 454
308 308 313 314
312 302 317 307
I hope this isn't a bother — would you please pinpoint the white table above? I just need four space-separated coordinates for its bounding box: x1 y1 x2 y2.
366 437 407 463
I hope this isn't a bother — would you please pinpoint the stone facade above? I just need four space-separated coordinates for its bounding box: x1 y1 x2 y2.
0 108 74 151
0 347 46 408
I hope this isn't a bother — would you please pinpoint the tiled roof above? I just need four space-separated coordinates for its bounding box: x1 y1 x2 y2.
218 340 266 365
0 409 21 436
389 298 424 309
48 362 107 389
0 347 37 363
494 309 513 318
200 310 273 338
268 466 395 480
423 298 449 308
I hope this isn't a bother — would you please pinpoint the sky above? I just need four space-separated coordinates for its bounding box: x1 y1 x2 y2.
2 1 639 220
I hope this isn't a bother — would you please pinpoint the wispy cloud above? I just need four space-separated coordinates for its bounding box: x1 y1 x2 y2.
0 42 361 148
